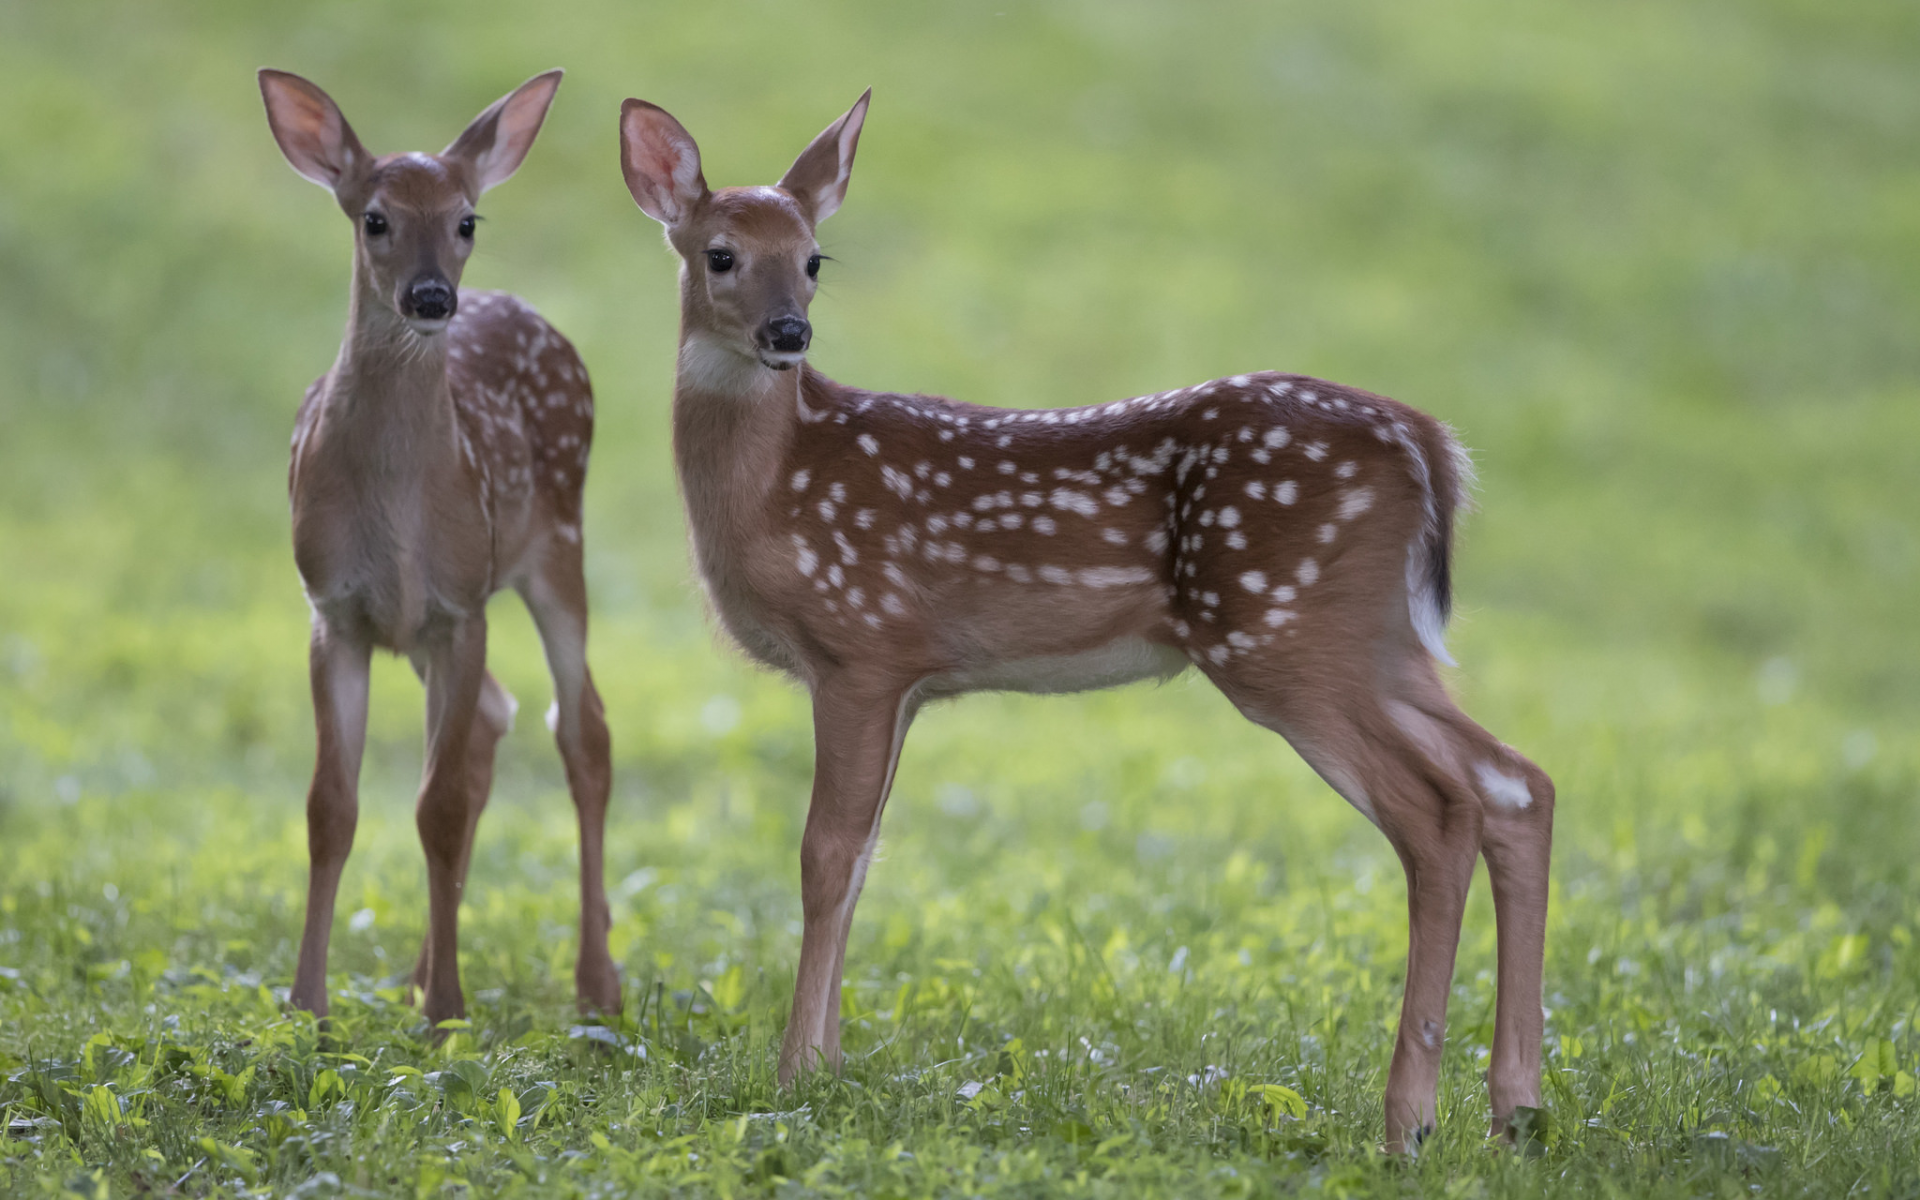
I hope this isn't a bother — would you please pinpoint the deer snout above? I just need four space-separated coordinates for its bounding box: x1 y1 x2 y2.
765 316 811 355
405 278 457 324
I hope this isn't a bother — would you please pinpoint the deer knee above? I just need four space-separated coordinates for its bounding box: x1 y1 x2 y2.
305 786 358 865
1478 754 1553 875
1471 752 1552 822
1518 760 1555 822
476 679 518 740
798 828 866 920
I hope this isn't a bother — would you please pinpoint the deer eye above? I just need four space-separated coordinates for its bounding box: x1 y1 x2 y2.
706 249 735 273
363 211 388 236
806 253 821 279
457 215 476 239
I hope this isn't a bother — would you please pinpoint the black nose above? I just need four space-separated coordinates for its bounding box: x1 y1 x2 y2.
409 280 455 321
767 316 810 354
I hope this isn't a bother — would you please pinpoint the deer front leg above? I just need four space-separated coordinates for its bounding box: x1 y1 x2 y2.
778 677 913 1086
290 625 371 1019
413 615 489 1028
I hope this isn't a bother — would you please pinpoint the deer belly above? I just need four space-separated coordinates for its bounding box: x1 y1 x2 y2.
304 556 481 654
926 637 1188 698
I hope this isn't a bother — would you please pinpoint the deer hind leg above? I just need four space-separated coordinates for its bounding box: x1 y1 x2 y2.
779 677 913 1086
519 549 621 1017
406 662 515 1004
1456 717 1553 1137
1203 659 1485 1154
1370 669 1554 1140
291 625 372 1019
411 617 490 1027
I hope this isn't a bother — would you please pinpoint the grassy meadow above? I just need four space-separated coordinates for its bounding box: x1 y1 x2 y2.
4 0 1920 1194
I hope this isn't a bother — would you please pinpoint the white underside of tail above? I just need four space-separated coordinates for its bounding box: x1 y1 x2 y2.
1387 420 1464 667
1407 550 1456 667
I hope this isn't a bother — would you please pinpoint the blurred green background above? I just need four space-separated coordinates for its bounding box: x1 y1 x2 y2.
2 0 1918 1194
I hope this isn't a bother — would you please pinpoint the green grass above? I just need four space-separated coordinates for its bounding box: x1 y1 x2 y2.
4 0 1919 1194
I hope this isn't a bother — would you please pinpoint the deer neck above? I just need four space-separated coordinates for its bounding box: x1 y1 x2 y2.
321 270 460 473
670 327 812 546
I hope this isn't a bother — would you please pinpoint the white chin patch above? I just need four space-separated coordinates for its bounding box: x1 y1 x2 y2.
758 351 805 371
406 318 450 337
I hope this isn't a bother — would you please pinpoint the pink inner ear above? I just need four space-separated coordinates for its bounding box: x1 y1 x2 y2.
642 143 681 187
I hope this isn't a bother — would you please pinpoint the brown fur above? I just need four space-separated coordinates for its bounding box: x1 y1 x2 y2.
263 69 620 1029
621 92 1553 1152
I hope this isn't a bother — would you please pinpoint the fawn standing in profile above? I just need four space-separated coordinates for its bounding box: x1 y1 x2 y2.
616 90 1554 1152
259 69 619 1027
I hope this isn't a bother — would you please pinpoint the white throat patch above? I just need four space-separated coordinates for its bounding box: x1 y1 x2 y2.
677 332 767 397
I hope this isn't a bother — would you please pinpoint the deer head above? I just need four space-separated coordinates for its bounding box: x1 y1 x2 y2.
260 68 563 335
619 90 870 382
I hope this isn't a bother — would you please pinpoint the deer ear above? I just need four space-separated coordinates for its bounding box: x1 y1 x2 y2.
619 99 708 227
259 69 368 191
445 69 563 193
777 89 869 226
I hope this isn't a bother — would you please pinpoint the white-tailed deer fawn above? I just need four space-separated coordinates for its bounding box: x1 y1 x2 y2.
618 91 1552 1152
260 68 619 1027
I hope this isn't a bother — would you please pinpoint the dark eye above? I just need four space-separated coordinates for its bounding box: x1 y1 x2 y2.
457 215 476 240
806 253 821 279
363 211 388 236
706 249 734 273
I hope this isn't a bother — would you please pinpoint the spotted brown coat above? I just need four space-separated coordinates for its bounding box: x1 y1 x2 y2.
621 89 1554 1153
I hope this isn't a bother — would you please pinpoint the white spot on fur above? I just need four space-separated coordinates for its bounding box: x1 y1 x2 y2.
1337 487 1374 520
1476 762 1533 810
858 433 880 456
1295 559 1319 586
1051 489 1099 517
1077 566 1154 588
1239 570 1267 593
1274 480 1298 505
